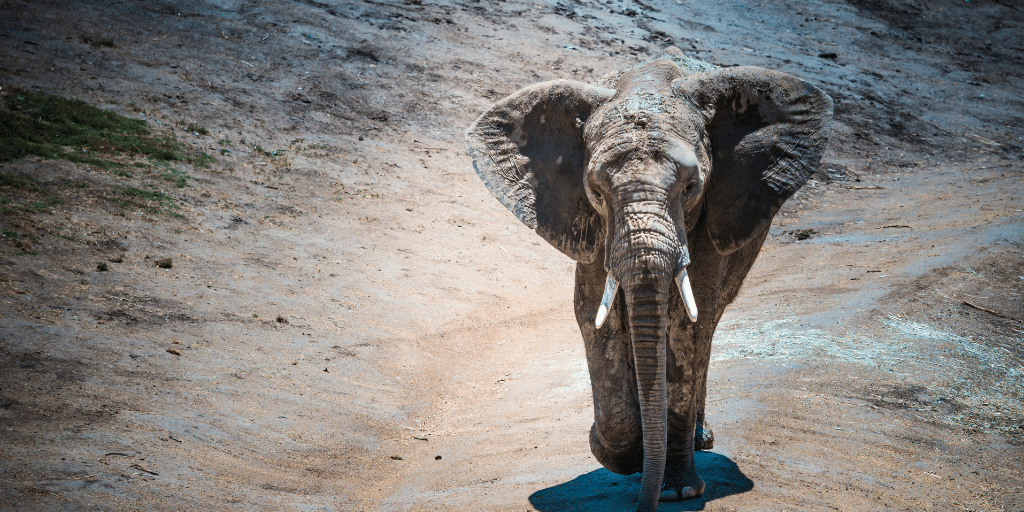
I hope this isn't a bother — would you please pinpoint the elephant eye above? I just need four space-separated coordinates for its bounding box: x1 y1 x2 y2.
683 181 698 196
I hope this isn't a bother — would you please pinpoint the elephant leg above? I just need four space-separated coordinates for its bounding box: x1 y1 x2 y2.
663 407 704 501
693 351 714 451
690 227 769 453
663 320 707 500
574 260 644 475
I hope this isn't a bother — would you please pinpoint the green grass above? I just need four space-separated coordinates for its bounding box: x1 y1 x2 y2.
0 173 63 215
1 88 186 169
0 173 44 193
186 151 215 168
26 198 59 214
111 185 183 218
159 166 191 188
186 123 208 135
123 185 171 201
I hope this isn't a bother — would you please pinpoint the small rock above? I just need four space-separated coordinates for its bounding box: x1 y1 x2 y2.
818 52 838 60
166 348 182 356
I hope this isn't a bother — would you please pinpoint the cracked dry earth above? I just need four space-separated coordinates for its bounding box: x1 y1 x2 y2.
1 0 1022 511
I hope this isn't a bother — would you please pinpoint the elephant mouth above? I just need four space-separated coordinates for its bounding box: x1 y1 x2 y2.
594 268 698 328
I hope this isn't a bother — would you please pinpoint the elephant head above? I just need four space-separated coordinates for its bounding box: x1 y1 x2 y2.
466 49 832 511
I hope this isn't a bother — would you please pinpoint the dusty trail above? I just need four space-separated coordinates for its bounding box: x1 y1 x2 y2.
1 0 1022 511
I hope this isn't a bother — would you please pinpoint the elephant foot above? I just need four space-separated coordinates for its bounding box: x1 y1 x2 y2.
694 420 714 451
659 461 705 502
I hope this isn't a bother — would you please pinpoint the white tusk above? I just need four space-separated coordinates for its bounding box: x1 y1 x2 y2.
676 269 698 322
595 274 619 328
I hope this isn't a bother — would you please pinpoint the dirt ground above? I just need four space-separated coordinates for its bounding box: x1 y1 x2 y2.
1 0 1022 510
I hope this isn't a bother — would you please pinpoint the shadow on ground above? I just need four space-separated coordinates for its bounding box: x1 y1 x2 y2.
529 451 753 511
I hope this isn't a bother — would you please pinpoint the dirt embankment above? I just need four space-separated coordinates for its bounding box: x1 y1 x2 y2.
1 0 1022 511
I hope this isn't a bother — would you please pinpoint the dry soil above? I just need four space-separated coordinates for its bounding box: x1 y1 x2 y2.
1 0 1022 511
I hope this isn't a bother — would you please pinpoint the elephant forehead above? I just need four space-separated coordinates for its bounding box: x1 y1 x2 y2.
586 99 700 151
586 125 702 168
621 91 669 114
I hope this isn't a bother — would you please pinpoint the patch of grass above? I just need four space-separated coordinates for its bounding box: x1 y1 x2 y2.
0 173 64 215
186 151 215 168
219 148 231 155
1 230 20 240
72 181 89 188
0 88 185 168
0 173 43 193
97 261 109 271
26 198 59 214
159 166 191 188
109 254 124 263
186 123 208 135
123 185 171 201
217 139 232 145
81 33 116 48
110 184 182 218
155 257 173 269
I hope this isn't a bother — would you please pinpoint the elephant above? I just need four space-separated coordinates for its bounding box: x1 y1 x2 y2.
465 47 832 511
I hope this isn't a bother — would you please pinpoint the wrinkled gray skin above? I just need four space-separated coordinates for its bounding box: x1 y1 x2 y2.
466 47 832 512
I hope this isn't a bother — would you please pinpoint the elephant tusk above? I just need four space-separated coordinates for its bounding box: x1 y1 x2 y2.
595 274 619 328
676 268 698 322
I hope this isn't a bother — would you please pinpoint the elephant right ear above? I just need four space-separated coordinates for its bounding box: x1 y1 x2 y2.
465 80 615 263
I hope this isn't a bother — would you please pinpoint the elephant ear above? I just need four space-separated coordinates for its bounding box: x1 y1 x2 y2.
673 67 833 255
466 80 615 263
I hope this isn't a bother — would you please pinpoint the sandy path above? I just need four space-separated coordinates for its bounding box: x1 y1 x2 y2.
1 0 1022 511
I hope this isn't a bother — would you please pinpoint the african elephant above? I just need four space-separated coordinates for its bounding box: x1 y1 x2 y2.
465 47 832 511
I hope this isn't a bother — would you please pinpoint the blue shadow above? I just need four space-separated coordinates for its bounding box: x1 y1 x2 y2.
528 451 753 511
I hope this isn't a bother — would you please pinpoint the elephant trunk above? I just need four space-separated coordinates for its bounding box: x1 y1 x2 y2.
606 199 686 512
623 277 671 512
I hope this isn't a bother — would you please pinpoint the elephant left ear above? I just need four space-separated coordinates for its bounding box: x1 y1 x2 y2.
673 67 833 255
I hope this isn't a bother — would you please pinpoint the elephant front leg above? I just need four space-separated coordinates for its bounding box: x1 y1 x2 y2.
661 460 705 501
663 295 715 500
574 260 645 476
662 393 705 501
694 358 714 450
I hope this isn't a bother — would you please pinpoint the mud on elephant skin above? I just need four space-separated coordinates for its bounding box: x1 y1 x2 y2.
466 47 832 512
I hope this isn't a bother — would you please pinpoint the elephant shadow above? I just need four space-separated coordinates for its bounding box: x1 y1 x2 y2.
528 451 753 512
